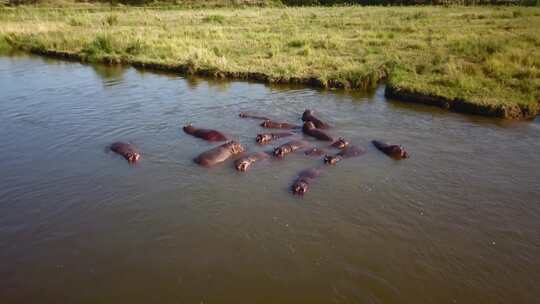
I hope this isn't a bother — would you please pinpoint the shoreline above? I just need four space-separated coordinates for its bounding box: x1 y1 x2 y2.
2 6 538 121
384 85 539 120
24 47 387 89
18 47 537 121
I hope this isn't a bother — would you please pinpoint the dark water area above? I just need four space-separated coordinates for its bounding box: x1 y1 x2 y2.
0 54 539 304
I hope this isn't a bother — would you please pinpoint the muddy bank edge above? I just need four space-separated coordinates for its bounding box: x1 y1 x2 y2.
6 45 539 121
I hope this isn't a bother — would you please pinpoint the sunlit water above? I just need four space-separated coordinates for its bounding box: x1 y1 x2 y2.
0 55 539 304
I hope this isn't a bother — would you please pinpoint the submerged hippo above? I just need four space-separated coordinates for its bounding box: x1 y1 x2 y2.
302 121 333 141
239 112 271 120
256 132 294 144
302 109 330 129
260 120 298 129
194 141 245 167
273 140 309 158
330 137 349 149
324 145 366 165
372 140 409 160
304 147 327 157
234 151 271 172
183 124 227 142
291 168 321 196
110 142 141 163
304 138 349 157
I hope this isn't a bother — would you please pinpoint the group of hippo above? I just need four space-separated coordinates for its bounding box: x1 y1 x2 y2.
109 110 409 195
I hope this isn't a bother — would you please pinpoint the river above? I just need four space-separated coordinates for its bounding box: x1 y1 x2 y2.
0 54 539 303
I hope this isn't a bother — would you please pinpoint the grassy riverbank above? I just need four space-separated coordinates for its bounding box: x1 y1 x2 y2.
1 5 539 119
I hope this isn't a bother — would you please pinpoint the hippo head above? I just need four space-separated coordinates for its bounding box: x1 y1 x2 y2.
302 121 316 132
331 137 349 149
389 145 409 159
228 141 245 154
292 180 309 195
256 133 272 144
235 159 251 172
273 146 290 158
239 112 247 118
182 124 194 133
302 109 313 120
399 146 409 159
127 152 141 163
324 155 340 165
260 120 272 128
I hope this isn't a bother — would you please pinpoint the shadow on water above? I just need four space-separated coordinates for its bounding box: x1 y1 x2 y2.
131 62 377 100
385 94 528 129
90 63 128 87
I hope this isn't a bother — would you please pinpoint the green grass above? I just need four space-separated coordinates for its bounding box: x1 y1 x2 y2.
0 5 539 118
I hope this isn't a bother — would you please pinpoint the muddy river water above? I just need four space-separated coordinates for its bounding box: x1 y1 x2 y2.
0 55 539 303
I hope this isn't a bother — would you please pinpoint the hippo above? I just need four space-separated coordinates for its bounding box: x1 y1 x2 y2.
239 112 271 120
194 141 245 167
291 168 321 195
256 132 294 144
234 151 271 172
302 109 330 129
324 145 366 165
304 138 349 157
260 120 299 129
110 142 141 163
302 121 333 141
372 140 409 160
330 137 349 149
304 147 327 157
183 124 227 142
273 140 310 158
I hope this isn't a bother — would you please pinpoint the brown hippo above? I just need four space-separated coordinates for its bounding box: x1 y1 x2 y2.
324 145 366 165
302 109 330 129
256 132 294 144
372 140 409 160
183 124 227 142
304 138 349 157
194 141 245 167
234 152 271 172
273 140 310 158
291 168 321 195
260 120 299 129
304 147 327 157
110 142 141 163
302 121 333 141
239 112 271 120
330 137 349 149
